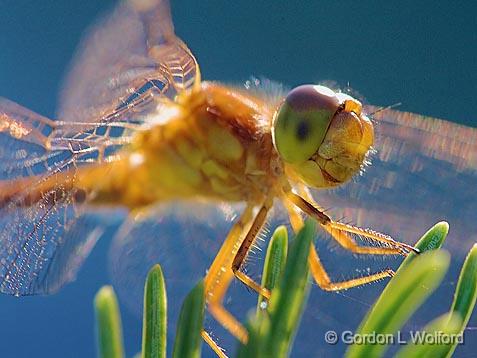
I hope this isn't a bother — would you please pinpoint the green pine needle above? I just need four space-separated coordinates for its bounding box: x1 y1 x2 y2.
94 286 125 358
142 264 167 358
446 243 477 357
256 225 288 316
239 219 315 357
172 280 205 358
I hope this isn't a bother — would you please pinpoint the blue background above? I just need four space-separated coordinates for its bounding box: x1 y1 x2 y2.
0 0 476 357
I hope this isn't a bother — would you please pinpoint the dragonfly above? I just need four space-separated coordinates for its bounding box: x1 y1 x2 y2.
1 0 476 356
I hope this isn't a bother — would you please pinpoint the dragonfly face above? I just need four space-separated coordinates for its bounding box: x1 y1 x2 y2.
273 85 374 188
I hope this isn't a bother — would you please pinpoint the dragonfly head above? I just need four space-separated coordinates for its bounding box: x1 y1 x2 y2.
272 85 374 188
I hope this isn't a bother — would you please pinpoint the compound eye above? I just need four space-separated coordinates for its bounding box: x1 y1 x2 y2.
273 85 340 163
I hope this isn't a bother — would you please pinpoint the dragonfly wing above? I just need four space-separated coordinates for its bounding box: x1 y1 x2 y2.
0 101 113 295
109 202 239 315
57 0 200 127
312 108 477 256
0 0 202 297
0 204 105 295
0 162 109 296
0 98 57 180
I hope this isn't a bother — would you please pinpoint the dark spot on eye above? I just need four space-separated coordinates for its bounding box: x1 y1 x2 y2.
296 120 310 141
73 189 87 203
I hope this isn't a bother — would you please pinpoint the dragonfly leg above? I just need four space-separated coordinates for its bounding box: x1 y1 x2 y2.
231 197 274 299
286 191 418 255
203 206 252 346
308 246 395 291
326 221 419 254
282 194 396 290
201 330 228 358
203 198 272 350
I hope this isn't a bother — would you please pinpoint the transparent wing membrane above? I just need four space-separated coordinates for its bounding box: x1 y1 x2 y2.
0 100 95 294
58 0 200 127
109 203 237 315
0 0 201 295
0 159 105 295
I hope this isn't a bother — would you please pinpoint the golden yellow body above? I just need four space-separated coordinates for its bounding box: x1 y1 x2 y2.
0 1 429 356
9 82 373 215
79 83 276 208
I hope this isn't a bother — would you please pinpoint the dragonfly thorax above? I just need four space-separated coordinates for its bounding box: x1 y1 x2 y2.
97 82 282 208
